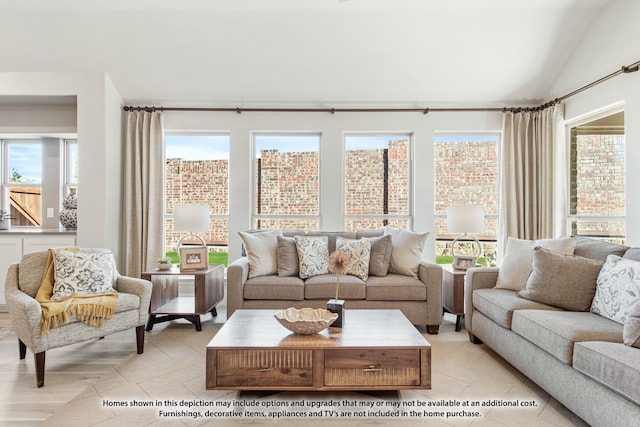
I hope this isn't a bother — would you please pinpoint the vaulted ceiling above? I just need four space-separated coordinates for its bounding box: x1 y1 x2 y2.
0 0 615 107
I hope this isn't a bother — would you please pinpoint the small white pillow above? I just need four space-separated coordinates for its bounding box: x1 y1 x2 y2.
383 226 429 278
238 230 282 278
591 255 640 324
294 235 330 279
336 237 372 281
52 249 117 301
495 236 575 291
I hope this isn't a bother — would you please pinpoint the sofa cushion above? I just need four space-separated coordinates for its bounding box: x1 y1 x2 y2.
495 236 575 291
383 226 428 278
294 235 330 279
239 229 282 278
335 237 371 280
277 236 299 277
516 247 604 311
573 341 640 406
591 255 640 324
243 275 305 301
624 302 640 348
623 248 640 262
364 234 393 277
304 274 366 300
473 288 561 329
366 274 426 301
306 231 356 253
574 236 628 260
356 229 383 239
511 310 623 364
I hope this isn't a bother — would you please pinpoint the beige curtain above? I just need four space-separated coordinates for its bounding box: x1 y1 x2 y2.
498 104 566 258
123 111 165 277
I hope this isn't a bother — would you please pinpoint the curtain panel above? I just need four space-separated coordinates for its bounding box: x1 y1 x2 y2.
498 104 567 258
123 111 165 277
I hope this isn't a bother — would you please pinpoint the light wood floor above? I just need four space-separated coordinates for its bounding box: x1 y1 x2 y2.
0 305 588 426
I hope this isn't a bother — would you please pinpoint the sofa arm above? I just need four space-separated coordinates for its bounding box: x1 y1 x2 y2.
464 267 499 340
227 257 250 319
116 275 152 325
418 261 443 332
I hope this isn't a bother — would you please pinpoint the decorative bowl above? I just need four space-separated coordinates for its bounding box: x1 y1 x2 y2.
157 263 173 270
274 308 338 335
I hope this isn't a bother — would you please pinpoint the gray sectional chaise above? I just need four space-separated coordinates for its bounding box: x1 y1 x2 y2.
227 229 443 333
465 236 640 427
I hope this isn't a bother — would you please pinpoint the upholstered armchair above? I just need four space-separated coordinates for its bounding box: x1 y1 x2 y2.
4 249 152 387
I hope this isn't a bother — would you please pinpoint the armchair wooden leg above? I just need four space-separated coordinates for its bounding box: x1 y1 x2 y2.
136 325 145 354
19 339 27 359
34 351 46 388
426 324 440 334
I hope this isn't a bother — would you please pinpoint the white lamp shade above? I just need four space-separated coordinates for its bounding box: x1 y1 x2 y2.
447 205 485 234
173 204 210 232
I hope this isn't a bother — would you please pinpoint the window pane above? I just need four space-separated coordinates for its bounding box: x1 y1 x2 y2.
434 135 499 262
164 134 229 261
344 134 411 230
254 134 320 218
8 142 42 183
66 141 78 184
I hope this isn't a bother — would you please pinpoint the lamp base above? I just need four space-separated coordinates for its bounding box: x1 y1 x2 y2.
326 299 345 328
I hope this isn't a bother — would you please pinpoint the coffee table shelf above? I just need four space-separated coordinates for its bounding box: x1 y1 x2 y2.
206 309 431 391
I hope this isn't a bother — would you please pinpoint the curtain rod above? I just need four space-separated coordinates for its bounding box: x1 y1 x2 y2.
123 60 639 114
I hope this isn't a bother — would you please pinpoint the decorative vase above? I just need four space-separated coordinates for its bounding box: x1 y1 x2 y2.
326 299 345 328
59 193 78 229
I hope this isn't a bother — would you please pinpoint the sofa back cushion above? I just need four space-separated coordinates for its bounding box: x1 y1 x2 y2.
574 236 628 260
18 251 49 297
306 231 356 253
516 246 604 311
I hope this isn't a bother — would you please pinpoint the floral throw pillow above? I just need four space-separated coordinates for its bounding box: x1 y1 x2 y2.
591 255 640 324
294 236 330 279
52 249 117 301
336 237 372 281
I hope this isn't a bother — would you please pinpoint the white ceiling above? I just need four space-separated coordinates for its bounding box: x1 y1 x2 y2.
0 0 615 107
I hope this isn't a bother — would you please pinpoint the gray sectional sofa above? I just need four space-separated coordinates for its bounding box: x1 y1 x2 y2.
227 228 443 333
465 236 640 427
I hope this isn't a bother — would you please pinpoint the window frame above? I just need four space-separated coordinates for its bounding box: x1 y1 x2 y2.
342 132 414 230
251 131 321 231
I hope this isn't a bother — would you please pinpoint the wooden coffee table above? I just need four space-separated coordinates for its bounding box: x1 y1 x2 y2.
206 309 431 391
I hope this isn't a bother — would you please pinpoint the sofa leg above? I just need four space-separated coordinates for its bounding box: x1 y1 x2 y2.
426 324 439 334
34 351 45 388
468 332 483 344
136 325 145 354
19 339 27 359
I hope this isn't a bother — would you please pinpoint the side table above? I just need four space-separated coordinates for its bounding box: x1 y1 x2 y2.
142 264 224 332
442 264 466 331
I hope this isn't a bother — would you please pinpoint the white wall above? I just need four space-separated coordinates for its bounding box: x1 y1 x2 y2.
549 0 640 245
0 72 124 261
165 110 502 262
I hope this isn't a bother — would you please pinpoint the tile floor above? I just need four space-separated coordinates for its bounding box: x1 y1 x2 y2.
0 303 588 426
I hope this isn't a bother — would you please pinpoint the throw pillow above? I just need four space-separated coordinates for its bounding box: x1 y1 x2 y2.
591 255 640 324
516 246 604 311
365 234 393 276
277 235 299 277
238 229 282 279
335 237 372 281
623 301 640 348
495 236 575 291
383 226 428 278
51 249 117 301
294 235 330 279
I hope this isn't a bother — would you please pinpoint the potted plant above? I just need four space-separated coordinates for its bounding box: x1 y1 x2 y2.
0 209 11 231
156 257 174 270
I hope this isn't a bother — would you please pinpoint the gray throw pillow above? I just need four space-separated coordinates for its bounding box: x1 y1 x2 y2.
277 236 299 277
517 246 604 311
623 301 640 348
365 234 393 277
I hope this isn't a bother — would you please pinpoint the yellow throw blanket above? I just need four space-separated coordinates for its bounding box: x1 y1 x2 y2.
36 248 118 336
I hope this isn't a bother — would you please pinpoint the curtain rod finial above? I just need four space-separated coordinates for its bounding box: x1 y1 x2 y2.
622 65 639 73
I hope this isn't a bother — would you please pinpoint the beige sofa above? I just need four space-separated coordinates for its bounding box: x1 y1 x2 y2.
227 229 443 333
465 237 640 427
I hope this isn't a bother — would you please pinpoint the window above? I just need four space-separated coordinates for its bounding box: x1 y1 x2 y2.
434 134 499 263
344 134 412 230
164 134 229 265
568 111 625 243
253 133 320 230
64 139 78 196
3 140 42 226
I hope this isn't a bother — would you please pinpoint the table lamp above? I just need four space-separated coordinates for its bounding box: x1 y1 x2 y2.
447 204 484 270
